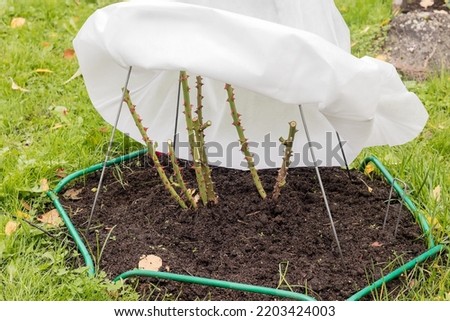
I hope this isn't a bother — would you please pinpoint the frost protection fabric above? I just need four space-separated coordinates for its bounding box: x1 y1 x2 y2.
73 0 427 169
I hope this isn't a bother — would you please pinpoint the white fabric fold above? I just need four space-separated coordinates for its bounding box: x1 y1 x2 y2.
73 0 428 169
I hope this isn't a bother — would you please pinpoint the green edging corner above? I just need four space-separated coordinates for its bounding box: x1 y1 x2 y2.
48 150 444 300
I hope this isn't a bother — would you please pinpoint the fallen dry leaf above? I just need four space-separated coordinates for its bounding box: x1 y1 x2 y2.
364 163 375 175
63 188 83 200
375 54 387 61
5 221 19 236
51 123 64 130
38 209 62 227
35 68 53 73
40 178 49 192
41 41 51 47
16 210 31 219
371 241 383 247
10 78 29 92
54 105 68 116
432 185 441 201
63 48 76 59
425 214 442 231
138 255 162 271
55 168 67 178
11 17 26 28
63 68 81 84
420 0 434 9
21 200 31 211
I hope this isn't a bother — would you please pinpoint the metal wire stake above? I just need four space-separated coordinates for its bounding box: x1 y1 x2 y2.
382 183 395 230
173 75 182 151
86 66 133 233
393 200 404 238
382 177 408 232
335 132 352 180
298 105 343 258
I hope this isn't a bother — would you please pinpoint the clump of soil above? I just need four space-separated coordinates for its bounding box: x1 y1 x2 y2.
397 0 449 13
387 1 450 79
60 154 427 300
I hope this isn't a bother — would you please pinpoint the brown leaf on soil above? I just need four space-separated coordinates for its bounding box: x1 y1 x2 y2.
63 48 76 59
10 17 26 28
138 255 163 271
420 0 434 9
5 221 19 236
371 241 383 247
63 188 83 200
38 209 62 227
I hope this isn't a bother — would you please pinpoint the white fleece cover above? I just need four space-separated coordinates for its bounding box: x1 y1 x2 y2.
73 0 428 169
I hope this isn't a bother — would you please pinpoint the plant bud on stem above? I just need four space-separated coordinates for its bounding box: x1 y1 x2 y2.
272 121 298 202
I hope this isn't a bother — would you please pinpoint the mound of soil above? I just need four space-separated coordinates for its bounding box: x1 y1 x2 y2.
60 154 427 300
397 0 449 13
387 1 450 79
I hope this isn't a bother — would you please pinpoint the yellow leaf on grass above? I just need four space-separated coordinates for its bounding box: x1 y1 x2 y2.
40 178 49 192
16 210 30 219
51 123 64 130
420 0 434 9
425 214 442 231
10 17 26 28
364 163 376 175
38 209 62 227
5 221 19 236
432 185 441 202
35 68 53 73
138 255 162 271
10 78 29 92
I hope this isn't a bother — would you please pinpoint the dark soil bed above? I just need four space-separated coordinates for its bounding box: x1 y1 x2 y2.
60 153 427 301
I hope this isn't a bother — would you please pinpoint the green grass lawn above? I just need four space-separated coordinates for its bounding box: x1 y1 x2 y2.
0 0 448 300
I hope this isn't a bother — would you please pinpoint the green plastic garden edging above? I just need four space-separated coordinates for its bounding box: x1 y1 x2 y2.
47 150 444 301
